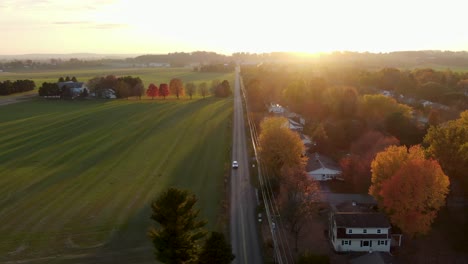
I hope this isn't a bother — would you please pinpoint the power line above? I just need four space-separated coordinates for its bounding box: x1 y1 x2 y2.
239 73 294 264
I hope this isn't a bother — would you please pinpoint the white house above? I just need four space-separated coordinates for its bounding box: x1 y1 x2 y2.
287 118 303 131
57 81 88 98
306 153 342 181
329 208 392 253
268 103 284 114
308 167 342 181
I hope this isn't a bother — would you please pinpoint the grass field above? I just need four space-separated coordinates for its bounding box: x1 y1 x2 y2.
0 67 235 95
0 97 232 263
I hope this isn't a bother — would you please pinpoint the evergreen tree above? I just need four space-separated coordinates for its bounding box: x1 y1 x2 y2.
198 232 235 264
149 188 206 264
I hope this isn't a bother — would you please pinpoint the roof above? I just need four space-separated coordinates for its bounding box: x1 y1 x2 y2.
306 152 341 173
308 167 341 175
57 81 84 89
336 228 390 239
288 118 303 130
333 212 390 228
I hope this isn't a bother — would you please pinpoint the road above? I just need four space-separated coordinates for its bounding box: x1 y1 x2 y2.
230 66 263 264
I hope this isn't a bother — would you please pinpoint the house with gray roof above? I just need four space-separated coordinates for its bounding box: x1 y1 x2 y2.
329 201 392 253
306 152 342 181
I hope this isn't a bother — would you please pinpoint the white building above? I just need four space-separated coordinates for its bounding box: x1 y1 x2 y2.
306 153 342 181
329 209 392 253
268 103 284 114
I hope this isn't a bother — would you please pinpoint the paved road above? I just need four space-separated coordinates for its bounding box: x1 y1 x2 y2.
230 66 263 264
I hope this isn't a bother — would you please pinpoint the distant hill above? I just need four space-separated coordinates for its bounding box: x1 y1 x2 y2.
1 50 468 70
0 53 143 61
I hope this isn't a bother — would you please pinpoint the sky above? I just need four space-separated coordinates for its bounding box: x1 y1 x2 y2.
1 0 467 55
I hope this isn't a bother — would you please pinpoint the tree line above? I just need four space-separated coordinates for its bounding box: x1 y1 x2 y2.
0 79 35 95
38 75 232 100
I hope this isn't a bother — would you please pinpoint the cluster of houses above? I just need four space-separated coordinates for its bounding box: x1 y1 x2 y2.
268 103 343 182
268 103 400 260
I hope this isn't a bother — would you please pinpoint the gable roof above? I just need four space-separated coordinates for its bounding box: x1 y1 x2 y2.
306 152 341 173
57 81 84 89
333 212 391 228
308 167 341 175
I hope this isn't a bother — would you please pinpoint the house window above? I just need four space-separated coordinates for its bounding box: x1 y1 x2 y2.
363 229 367 233
378 240 387 246
348 229 352 234
342 240 351 245
377 229 381 233
362 241 369 247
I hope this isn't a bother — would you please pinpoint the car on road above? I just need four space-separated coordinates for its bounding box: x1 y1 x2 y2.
232 160 239 169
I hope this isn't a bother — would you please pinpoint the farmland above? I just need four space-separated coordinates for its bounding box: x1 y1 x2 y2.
0 95 233 262
0 67 235 97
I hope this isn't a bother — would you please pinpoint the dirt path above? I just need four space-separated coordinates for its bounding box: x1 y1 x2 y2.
0 94 37 106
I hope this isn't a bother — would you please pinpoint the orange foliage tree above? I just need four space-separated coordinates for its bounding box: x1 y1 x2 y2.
258 117 306 176
370 145 449 237
169 78 184 99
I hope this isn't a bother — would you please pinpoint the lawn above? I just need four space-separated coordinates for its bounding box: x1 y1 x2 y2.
0 97 232 262
0 67 235 96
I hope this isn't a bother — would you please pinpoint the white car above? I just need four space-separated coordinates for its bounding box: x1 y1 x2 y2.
232 161 239 169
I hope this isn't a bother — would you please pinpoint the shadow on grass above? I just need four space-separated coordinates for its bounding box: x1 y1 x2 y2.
62 97 232 263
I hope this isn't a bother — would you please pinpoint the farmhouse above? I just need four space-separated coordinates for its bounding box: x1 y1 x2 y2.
306 153 342 181
57 81 87 97
329 202 392 253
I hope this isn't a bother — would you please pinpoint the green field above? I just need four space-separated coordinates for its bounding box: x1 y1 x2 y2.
0 67 235 95
0 97 232 262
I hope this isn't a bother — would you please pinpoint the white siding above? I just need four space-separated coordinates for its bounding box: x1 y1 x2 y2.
334 239 391 252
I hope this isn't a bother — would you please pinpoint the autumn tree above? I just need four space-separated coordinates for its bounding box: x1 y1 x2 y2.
369 145 424 203
149 188 207 264
324 85 359 119
185 82 196 100
210 79 220 94
359 94 412 128
280 167 319 252
169 78 184 99
198 82 208 98
147 83 159 99
197 232 235 264
159 83 169 99
282 80 308 114
214 80 232 97
246 78 265 111
380 159 449 236
258 117 306 176
424 110 468 192
340 130 399 192
369 145 449 237
134 82 145 99
115 80 130 99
